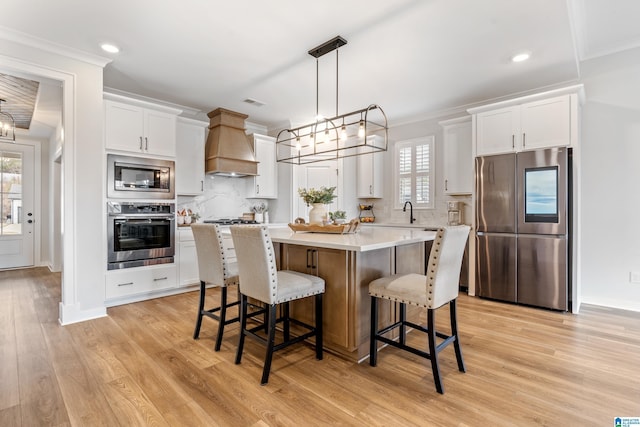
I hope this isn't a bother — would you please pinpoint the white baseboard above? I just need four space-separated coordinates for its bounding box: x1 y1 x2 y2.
59 302 107 325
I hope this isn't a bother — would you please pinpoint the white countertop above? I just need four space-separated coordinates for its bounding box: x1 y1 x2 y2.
266 225 436 252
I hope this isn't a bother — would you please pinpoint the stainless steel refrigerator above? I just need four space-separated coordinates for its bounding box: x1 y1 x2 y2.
475 147 570 311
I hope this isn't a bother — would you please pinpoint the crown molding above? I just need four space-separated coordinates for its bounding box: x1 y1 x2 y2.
0 25 112 68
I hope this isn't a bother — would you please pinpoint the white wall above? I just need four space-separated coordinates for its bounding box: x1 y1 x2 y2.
579 47 640 311
0 33 109 323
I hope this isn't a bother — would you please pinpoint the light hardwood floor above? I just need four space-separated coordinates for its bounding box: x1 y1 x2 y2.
1 267 639 426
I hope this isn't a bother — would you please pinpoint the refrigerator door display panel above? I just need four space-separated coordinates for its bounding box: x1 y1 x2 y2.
476 233 517 302
475 153 516 233
517 148 568 235
517 235 568 310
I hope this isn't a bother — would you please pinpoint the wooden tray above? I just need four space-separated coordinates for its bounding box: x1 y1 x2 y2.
288 220 360 234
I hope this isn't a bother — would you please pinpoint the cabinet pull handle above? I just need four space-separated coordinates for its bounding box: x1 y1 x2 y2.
306 249 312 269
118 282 134 287
445 179 448 191
522 133 525 148
369 185 372 195
312 249 318 271
512 135 515 149
201 180 204 192
145 137 149 151
256 184 260 194
139 137 143 151
153 276 168 282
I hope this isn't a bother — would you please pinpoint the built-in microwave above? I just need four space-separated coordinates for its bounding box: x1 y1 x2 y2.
107 154 175 199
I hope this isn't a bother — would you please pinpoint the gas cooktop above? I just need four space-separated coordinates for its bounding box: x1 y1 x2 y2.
203 218 259 225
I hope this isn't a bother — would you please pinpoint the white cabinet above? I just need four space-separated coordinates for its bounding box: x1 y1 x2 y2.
471 90 579 156
105 264 177 300
176 118 207 195
104 95 180 157
356 150 384 198
247 134 277 199
439 116 473 195
177 227 199 287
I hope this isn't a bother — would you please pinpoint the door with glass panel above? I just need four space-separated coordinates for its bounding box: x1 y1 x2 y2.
0 143 34 269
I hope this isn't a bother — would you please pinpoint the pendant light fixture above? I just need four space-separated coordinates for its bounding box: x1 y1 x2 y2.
276 36 388 164
0 99 16 142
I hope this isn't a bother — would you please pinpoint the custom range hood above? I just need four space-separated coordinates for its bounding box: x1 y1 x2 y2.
205 108 258 176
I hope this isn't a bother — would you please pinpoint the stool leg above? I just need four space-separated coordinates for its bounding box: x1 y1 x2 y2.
261 304 277 385
283 301 290 342
369 295 378 367
214 286 228 352
235 294 248 365
450 299 466 373
399 302 407 346
315 293 323 360
427 308 444 394
193 281 206 339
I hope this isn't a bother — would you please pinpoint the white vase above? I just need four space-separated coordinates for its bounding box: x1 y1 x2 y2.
254 212 264 223
308 203 327 225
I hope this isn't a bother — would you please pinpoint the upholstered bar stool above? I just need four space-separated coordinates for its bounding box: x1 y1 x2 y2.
369 225 470 394
230 225 325 385
191 223 240 351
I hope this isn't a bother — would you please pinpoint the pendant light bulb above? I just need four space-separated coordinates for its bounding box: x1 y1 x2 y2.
324 129 330 143
358 120 365 138
340 125 347 141
295 137 301 151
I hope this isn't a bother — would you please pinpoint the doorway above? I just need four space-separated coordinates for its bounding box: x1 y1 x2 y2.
0 142 35 269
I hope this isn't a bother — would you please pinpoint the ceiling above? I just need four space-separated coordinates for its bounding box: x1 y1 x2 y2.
1 0 640 138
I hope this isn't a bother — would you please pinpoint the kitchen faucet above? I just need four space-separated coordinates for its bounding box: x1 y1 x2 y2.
403 201 416 224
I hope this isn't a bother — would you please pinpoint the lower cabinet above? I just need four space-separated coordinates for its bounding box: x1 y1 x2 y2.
105 264 177 300
178 227 199 287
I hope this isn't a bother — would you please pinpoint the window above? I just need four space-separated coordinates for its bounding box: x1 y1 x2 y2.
394 136 434 209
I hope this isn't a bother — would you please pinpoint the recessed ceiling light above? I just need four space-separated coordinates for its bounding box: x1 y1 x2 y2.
511 52 531 63
100 43 120 54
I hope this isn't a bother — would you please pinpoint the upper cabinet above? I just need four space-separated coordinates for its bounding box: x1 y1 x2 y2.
247 134 277 199
356 149 384 198
104 93 180 157
439 116 472 195
470 86 582 157
176 117 207 195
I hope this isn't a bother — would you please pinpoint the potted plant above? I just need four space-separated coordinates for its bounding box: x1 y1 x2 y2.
329 210 347 224
298 187 337 224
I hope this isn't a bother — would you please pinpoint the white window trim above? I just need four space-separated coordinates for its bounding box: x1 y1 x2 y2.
393 136 435 210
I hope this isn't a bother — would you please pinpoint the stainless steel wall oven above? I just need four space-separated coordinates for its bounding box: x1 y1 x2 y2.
107 202 175 270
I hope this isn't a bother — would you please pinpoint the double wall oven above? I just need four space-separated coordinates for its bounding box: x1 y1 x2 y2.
107 155 176 270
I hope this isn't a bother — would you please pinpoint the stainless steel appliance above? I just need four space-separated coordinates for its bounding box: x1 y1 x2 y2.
447 201 463 226
107 201 175 270
107 154 175 199
475 147 570 310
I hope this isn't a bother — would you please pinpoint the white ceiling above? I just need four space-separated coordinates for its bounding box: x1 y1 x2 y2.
1 0 640 136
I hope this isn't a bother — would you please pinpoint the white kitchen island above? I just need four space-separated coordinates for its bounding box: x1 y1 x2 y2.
266 225 437 362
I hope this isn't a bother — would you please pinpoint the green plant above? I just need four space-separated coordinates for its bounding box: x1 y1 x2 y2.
298 186 337 205
329 210 346 221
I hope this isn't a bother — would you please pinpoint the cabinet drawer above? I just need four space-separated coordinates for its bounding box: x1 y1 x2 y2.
106 264 177 299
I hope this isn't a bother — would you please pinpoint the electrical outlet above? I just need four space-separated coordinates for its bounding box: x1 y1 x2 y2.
630 272 640 283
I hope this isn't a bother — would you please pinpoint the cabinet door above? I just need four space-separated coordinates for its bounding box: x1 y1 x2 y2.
178 241 199 287
249 134 277 198
144 109 176 156
176 120 206 195
356 150 383 198
105 100 145 152
476 106 520 156
442 119 472 195
521 95 572 151
294 161 338 221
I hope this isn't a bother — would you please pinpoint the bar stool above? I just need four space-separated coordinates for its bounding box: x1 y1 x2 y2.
230 225 325 385
369 225 470 394
191 223 240 351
